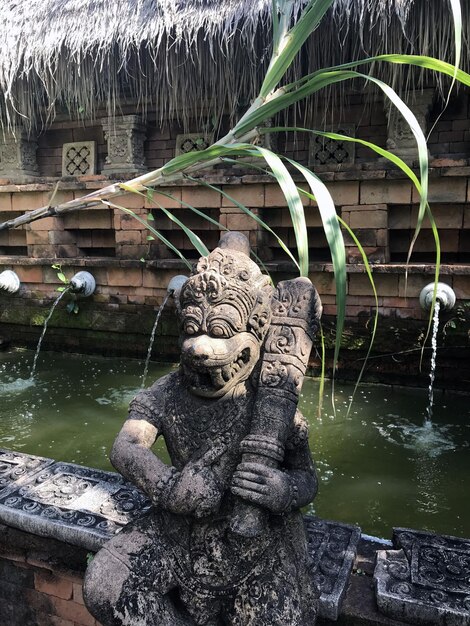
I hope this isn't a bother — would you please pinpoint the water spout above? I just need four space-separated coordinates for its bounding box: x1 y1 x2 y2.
0 270 20 294
167 274 188 296
419 282 456 312
70 271 96 297
419 283 456 426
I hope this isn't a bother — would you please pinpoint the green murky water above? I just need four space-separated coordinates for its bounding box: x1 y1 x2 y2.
0 348 469 539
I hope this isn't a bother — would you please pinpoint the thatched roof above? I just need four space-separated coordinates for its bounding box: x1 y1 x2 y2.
0 0 466 131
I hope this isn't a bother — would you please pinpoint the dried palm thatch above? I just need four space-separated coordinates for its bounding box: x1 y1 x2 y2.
0 0 466 132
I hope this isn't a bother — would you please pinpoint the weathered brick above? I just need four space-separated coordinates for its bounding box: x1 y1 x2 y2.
49 231 77 245
78 210 112 230
29 216 63 232
35 571 73 600
344 208 387 229
115 231 142 245
329 181 360 206
26 230 50 245
265 184 309 207
453 275 470 299
107 268 142 287
71 583 85 607
412 178 467 204
360 180 412 204
181 187 221 208
36 613 75 626
0 192 12 211
119 213 146 231
119 192 145 210
226 213 257 231
12 191 48 212
145 188 182 209
51 596 95 626
13 266 43 283
117 244 147 259
142 269 173 289
221 184 264 208
349 273 399 297
309 272 337 295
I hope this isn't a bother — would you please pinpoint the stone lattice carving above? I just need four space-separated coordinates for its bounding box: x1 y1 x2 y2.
84 231 323 625
62 141 97 176
375 527 470 625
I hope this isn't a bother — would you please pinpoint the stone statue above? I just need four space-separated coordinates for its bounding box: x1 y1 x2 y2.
84 232 322 626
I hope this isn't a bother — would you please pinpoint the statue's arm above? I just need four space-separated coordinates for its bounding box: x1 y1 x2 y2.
231 411 317 514
110 419 177 506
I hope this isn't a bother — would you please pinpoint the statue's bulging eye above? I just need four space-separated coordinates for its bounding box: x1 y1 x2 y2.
184 322 199 335
209 322 232 338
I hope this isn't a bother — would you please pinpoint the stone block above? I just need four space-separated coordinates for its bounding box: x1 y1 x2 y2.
221 184 265 208
35 572 73 600
412 178 467 204
304 517 361 621
142 269 174 290
29 217 63 232
119 213 146 231
48 231 76 245
26 230 49 245
375 527 470 625
329 181 360 206
265 184 310 207
0 193 12 211
453 275 470 299
15 267 44 284
107 268 142 287
309 271 337 295
344 207 387 229
349 273 399 297
115 231 142 245
119 192 145 210
145 188 182 209
29 245 56 259
78 210 112 230
181 187 221 208
226 212 257 231
12 192 47 212
361 180 412 204
51 596 96 626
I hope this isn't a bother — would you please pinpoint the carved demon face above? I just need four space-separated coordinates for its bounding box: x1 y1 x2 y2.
178 246 272 398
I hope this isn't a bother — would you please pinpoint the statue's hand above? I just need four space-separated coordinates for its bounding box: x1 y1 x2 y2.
231 462 293 514
163 458 223 518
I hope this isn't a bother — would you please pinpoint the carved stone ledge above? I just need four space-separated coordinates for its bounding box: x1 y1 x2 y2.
0 128 39 182
0 449 151 551
0 448 360 619
304 516 361 620
375 527 470 625
101 115 147 176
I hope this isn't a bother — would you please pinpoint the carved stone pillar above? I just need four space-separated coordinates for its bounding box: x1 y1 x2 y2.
385 89 435 162
0 128 39 182
101 115 146 176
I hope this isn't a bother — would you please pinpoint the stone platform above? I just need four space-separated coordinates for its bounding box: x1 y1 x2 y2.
0 449 361 620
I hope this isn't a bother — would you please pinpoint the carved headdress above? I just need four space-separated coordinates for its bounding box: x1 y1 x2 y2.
179 232 273 341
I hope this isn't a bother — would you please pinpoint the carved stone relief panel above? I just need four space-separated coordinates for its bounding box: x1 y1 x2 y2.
0 128 39 181
101 115 146 175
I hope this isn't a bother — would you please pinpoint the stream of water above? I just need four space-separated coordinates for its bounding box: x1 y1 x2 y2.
30 289 70 379
141 293 170 389
425 300 441 425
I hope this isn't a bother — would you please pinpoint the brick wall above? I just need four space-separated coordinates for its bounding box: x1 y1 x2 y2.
0 524 99 626
1 94 470 385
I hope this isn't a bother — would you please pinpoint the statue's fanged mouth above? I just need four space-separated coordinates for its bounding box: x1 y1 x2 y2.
182 347 251 396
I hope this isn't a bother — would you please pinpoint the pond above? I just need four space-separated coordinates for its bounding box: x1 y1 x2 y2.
0 348 469 540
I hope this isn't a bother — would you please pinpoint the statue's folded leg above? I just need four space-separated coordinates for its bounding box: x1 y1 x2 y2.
84 512 189 626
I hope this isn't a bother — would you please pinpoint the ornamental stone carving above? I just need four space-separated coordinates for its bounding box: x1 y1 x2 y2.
0 128 39 182
101 115 146 176
385 89 435 162
84 231 323 625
